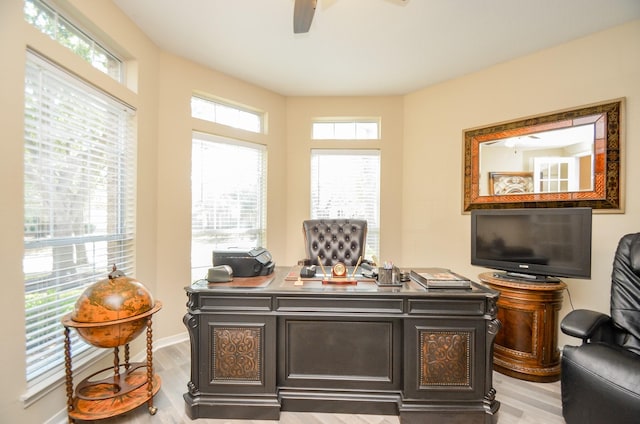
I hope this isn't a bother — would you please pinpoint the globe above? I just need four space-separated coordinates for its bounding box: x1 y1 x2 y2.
67 265 159 348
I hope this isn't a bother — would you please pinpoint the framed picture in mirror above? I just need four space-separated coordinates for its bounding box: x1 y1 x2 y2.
489 172 534 195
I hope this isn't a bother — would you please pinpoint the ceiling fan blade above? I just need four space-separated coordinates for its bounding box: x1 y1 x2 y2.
294 0 317 34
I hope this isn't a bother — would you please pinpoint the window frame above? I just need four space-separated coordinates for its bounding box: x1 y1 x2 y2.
22 49 136 401
311 118 381 140
191 95 264 134
191 132 268 281
310 149 381 262
24 0 124 82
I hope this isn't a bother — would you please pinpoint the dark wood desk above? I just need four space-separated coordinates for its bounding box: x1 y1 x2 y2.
183 267 501 424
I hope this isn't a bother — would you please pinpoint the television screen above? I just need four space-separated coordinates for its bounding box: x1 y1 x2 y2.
471 208 592 282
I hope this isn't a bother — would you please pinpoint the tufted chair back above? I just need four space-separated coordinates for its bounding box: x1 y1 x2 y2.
302 219 367 266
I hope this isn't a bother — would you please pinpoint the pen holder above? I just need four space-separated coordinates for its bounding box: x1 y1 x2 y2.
378 266 399 284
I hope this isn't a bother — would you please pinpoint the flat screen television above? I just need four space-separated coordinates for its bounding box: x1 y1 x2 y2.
471 207 592 283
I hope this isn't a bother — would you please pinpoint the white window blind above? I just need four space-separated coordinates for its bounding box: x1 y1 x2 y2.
310 150 380 262
23 51 136 385
191 133 267 280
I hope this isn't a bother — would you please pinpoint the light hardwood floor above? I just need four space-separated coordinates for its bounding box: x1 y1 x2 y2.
88 340 564 424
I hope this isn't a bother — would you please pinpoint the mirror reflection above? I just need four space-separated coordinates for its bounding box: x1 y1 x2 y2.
479 122 596 196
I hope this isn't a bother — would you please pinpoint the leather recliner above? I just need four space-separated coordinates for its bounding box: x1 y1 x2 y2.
301 219 368 266
560 232 640 424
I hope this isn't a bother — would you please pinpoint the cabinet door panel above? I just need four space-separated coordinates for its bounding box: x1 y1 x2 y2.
495 307 535 354
403 318 486 400
200 315 276 395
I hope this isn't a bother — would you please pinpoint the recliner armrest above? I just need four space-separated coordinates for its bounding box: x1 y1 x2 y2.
561 309 612 342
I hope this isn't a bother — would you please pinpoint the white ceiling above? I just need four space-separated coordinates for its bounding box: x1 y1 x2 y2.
112 0 640 97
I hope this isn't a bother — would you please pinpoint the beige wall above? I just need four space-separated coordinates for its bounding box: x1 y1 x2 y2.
402 20 640 347
1 0 163 422
0 0 168 421
0 0 638 420
284 96 404 264
154 52 288 338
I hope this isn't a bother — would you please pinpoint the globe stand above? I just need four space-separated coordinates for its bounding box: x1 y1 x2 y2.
62 302 162 423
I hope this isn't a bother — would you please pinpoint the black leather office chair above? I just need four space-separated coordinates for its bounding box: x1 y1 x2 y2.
560 232 640 424
301 219 368 267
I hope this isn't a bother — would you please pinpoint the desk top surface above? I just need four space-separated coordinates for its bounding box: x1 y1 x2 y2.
186 266 498 299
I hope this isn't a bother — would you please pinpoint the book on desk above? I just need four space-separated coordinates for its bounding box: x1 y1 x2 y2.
410 268 472 289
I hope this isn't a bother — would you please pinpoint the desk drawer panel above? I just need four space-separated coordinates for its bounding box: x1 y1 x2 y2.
276 297 403 314
278 318 401 391
199 295 272 311
408 299 485 316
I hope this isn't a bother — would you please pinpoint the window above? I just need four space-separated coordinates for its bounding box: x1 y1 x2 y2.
534 157 579 193
312 119 380 140
24 0 123 81
191 133 267 280
310 150 380 262
191 96 263 133
23 51 136 386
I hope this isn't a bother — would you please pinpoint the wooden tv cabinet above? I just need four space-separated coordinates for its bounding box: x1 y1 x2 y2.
478 272 566 383
184 267 501 423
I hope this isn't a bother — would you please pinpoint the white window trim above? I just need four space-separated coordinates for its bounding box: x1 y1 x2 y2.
312 117 381 140
191 95 264 134
310 149 381 262
191 132 268 280
21 348 109 407
24 0 124 82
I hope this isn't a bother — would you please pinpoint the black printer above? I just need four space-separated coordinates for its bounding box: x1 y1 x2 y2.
212 247 275 277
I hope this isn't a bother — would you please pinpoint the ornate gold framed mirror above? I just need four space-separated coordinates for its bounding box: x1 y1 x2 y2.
463 99 624 212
